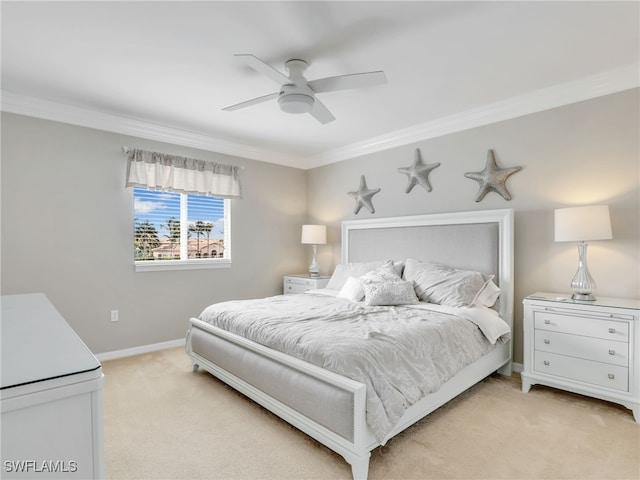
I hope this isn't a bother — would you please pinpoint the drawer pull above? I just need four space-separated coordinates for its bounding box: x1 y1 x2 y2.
608 350 616 356
608 374 615 380
608 328 616 334
544 320 551 325
544 339 550 344
543 360 550 366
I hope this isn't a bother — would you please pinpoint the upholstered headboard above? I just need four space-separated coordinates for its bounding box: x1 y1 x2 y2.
341 209 514 330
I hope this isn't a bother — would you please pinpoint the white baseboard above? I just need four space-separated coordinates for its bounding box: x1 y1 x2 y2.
95 338 185 362
512 362 523 374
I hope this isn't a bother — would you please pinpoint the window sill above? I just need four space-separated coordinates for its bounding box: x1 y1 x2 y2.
135 259 231 272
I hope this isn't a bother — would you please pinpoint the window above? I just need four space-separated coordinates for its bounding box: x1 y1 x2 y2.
133 187 230 271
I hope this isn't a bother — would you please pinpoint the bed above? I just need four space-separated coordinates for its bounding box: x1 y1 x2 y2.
186 209 514 479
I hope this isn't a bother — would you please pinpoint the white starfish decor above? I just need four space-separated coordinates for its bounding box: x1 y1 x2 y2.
397 148 441 193
348 175 381 214
464 150 522 202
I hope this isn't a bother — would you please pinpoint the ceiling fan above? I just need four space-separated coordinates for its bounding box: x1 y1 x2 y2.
223 54 387 124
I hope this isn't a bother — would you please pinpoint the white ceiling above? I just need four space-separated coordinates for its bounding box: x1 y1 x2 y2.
2 1 638 169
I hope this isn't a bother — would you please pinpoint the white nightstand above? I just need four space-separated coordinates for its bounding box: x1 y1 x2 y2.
521 292 639 422
283 274 330 294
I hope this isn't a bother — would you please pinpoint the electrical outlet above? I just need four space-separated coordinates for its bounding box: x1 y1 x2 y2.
110 310 119 322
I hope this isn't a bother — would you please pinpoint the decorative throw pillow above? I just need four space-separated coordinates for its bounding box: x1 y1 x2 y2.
337 276 365 302
403 258 487 307
363 280 419 306
472 276 501 308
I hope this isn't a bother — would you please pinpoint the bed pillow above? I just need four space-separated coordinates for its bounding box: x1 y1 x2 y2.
337 276 366 302
325 260 402 290
402 258 487 307
359 260 402 284
363 280 419 306
472 276 501 308
325 261 383 290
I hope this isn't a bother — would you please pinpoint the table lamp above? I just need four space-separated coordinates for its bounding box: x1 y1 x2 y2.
301 225 326 277
554 205 612 301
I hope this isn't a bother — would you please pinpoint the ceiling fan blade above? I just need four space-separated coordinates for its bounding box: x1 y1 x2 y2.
222 92 279 111
235 54 290 85
308 71 387 93
309 98 335 124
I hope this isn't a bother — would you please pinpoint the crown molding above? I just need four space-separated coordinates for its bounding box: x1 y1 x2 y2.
302 63 640 169
2 63 637 170
0 92 303 168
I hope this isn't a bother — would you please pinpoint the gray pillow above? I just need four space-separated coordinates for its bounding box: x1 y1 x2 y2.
403 258 487 307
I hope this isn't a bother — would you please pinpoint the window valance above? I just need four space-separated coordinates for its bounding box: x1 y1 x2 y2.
125 148 242 199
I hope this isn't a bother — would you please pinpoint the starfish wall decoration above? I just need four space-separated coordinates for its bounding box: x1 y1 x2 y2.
464 149 522 202
348 175 381 214
397 148 441 193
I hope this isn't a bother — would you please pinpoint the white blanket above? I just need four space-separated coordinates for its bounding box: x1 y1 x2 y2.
199 293 510 443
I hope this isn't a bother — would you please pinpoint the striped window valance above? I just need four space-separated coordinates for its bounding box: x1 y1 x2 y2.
125 148 242 199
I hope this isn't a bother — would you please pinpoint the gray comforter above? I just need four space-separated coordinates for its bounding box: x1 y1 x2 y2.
198 292 509 442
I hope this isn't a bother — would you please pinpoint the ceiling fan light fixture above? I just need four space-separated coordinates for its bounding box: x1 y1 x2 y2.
278 94 314 114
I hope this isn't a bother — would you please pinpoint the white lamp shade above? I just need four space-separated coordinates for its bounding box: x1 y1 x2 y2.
554 205 612 242
301 225 327 245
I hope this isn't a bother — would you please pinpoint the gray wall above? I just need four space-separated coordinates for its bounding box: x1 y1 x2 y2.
307 89 640 364
1 113 308 354
2 89 638 363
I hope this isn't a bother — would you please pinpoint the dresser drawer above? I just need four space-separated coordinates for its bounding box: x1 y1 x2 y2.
534 351 629 392
534 311 629 342
534 330 628 367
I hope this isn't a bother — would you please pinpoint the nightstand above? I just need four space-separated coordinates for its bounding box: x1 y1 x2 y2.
283 274 330 294
521 292 639 422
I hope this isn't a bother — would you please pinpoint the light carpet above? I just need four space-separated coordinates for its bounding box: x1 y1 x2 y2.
103 347 639 480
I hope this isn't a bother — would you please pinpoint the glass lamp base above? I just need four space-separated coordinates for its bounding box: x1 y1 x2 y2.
569 242 597 301
308 244 319 278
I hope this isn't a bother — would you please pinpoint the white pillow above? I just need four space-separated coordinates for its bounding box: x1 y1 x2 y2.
325 261 384 290
359 260 402 284
363 280 419 306
337 276 365 302
472 276 501 308
403 258 487 307
325 260 402 290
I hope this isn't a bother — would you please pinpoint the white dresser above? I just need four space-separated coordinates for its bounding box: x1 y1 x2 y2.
283 274 330 294
521 292 639 422
1 293 104 478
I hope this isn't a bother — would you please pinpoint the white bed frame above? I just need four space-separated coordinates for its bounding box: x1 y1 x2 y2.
186 209 514 479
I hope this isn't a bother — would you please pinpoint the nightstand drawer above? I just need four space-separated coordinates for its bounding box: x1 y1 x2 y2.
283 275 329 295
285 277 317 287
284 282 312 294
534 311 629 342
534 330 628 367
534 351 629 392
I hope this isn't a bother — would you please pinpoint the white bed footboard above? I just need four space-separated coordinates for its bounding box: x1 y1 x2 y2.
187 317 511 480
187 318 373 479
